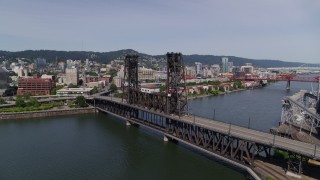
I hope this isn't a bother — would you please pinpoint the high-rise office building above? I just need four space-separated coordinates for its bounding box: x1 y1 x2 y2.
228 62 233 73
195 62 202 76
66 68 79 85
221 57 229 73
34 58 47 71
0 67 9 89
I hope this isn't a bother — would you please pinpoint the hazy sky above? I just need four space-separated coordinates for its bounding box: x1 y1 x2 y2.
0 0 319 63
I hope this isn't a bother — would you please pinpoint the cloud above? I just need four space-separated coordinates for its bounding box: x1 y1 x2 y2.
0 0 319 63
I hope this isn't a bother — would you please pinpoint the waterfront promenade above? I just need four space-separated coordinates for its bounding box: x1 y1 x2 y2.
0 107 96 120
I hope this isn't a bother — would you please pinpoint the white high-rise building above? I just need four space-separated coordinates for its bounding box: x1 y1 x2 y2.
66 68 79 85
113 76 122 88
195 62 202 76
241 65 254 74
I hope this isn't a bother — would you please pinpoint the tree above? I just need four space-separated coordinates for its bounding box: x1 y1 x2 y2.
160 85 166 92
212 89 219 95
92 86 99 94
75 96 88 107
78 79 84 86
109 83 117 92
26 98 39 107
86 72 98 76
16 98 26 107
68 84 79 88
234 81 243 89
0 98 6 104
51 85 64 95
108 69 117 78
219 86 225 92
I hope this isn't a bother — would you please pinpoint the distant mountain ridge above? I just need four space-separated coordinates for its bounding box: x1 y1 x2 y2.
0 49 317 68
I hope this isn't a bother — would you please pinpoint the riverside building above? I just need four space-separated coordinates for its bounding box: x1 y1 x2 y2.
17 78 55 95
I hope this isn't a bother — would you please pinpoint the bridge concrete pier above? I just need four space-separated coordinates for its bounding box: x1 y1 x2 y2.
163 135 169 142
286 80 291 90
126 120 131 126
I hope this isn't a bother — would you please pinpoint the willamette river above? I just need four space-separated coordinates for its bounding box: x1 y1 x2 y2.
190 80 318 132
0 80 317 179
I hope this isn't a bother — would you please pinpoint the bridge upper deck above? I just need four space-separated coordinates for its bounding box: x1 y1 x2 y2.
93 95 320 160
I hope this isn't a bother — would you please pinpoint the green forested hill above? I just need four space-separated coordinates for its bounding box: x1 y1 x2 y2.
0 49 317 68
0 49 142 64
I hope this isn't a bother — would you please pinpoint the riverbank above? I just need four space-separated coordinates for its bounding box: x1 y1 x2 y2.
188 88 247 100
187 82 274 100
0 107 96 120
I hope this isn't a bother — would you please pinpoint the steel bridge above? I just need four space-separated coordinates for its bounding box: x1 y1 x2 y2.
280 91 320 137
232 74 320 82
232 74 320 90
87 53 320 178
88 95 320 176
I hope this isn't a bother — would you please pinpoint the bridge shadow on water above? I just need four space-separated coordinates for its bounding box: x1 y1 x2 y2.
98 110 252 179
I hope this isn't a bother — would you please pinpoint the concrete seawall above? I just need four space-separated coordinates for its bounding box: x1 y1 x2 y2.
0 107 96 120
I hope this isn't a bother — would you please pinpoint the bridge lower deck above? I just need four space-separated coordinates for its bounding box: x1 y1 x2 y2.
92 96 320 161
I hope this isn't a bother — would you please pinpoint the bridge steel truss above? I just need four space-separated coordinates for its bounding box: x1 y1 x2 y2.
121 53 188 116
281 97 320 135
102 53 313 175
122 55 139 104
166 52 188 115
88 98 309 175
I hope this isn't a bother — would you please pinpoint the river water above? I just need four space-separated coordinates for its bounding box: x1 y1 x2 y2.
0 80 317 180
190 80 318 132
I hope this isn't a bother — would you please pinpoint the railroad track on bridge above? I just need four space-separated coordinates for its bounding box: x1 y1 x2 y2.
93 96 320 161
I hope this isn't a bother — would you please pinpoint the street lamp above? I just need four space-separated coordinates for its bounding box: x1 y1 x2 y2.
213 108 216 120
193 113 195 125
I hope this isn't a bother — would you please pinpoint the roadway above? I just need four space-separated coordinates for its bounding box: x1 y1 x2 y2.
93 95 320 160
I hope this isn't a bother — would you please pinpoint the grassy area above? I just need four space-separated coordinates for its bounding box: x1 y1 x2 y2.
0 101 64 113
266 176 275 180
273 150 289 160
0 98 7 105
114 93 123 98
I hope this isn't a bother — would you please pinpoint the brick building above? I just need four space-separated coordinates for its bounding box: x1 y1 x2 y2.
85 75 100 83
17 78 55 95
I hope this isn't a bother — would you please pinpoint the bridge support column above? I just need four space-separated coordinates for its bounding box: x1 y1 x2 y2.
126 120 131 126
163 135 169 142
286 80 291 90
286 153 303 178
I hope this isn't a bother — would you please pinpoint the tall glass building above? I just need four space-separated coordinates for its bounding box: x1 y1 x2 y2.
221 57 229 73
0 67 9 89
195 62 203 76
34 58 47 71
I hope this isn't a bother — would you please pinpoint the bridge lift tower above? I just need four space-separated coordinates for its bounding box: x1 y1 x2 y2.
122 54 139 104
122 52 188 116
166 52 188 116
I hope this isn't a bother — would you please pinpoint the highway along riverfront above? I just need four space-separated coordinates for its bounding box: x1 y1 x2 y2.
0 80 316 179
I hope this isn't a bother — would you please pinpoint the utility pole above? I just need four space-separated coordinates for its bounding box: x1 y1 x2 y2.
317 76 320 101
193 114 195 125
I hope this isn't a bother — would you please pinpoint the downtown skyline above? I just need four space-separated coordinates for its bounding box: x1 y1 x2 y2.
0 0 319 63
